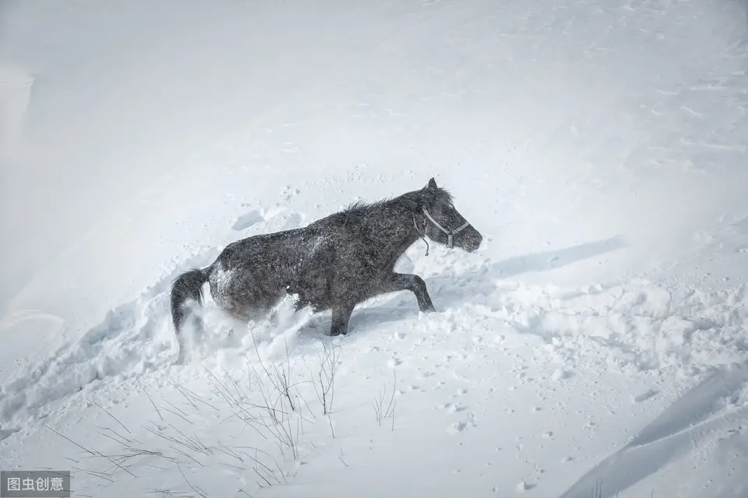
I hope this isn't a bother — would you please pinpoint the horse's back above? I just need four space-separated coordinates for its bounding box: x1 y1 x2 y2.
207 226 341 313
216 228 304 264
209 217 386 314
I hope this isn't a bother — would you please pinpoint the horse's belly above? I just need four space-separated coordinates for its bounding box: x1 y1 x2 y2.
286 266 335 309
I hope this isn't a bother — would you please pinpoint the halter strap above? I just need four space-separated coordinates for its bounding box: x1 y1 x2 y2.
416 207 470 249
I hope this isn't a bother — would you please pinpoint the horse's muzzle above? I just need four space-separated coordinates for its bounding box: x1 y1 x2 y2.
464 232 483 252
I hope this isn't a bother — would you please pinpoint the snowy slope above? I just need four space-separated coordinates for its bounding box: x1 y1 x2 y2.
2 0 748 496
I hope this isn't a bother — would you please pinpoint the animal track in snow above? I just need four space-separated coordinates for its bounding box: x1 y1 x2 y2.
437 402 468 413
279 185 300 201
448 412 477 434
240 205 304 233
231 209 264 231
447 403 468 413
633 388 659 403
516 480 536 492
279 212 303 229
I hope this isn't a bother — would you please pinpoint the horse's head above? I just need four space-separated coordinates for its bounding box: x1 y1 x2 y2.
418 178 483 252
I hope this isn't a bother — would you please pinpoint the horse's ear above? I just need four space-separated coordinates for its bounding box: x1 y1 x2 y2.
427 178 438 189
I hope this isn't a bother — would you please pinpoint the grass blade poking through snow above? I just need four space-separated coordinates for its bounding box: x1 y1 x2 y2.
373 370 397 431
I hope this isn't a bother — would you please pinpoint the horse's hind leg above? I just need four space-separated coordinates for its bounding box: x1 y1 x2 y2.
329 303 355 336
382 273 436 312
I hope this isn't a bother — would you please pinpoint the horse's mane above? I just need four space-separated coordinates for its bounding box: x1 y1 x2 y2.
341 186 454 217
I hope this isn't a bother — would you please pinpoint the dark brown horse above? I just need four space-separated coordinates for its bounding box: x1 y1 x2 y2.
170 178 482 362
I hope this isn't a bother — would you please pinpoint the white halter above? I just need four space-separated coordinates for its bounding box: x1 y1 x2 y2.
415 207 470 249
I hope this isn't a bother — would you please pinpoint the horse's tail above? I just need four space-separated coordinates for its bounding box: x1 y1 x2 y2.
170 268 209 363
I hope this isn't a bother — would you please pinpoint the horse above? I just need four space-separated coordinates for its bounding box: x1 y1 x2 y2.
170 178 483 363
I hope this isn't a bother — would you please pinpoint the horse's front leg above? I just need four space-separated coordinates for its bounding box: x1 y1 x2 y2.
384 273 436 312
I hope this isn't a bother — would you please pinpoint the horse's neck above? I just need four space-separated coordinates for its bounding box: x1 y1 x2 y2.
369 204 421 265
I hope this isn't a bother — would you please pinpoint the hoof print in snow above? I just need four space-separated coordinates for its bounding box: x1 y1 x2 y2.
232 209 264 231
279 185 300 201
550 369 572 382
633 388 659 403
448 421 469 434
388 357 403 368
280 212 303 229
448 403 468 413
448 412 477 434
516 481 535 492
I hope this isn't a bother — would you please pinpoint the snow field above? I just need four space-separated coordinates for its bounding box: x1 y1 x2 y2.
2 206 748 496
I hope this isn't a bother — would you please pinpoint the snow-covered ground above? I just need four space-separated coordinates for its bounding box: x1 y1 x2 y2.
2 0 748 496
